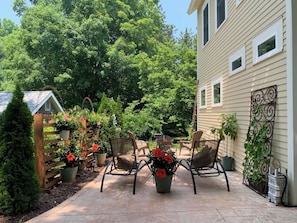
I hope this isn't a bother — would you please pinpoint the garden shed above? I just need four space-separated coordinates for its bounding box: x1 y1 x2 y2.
0 90 64 115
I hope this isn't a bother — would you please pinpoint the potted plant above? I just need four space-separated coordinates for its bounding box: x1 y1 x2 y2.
88 112 101 136
53 112 78 140
147 146 178 193
92 140 108 167
211 113 239 170
55 141 81 183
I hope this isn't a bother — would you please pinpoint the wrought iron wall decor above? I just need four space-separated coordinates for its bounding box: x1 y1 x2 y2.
243 85 277 196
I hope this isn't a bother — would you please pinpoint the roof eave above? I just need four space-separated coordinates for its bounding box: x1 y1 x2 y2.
188 0 203 14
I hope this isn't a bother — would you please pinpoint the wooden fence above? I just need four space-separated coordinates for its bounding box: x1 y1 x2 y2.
33 114 95 190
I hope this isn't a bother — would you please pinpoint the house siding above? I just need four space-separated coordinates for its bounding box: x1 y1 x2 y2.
197 0 287 172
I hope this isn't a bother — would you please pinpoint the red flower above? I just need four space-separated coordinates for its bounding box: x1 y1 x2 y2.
156 168 167 179
152 148 165 159
165 154 173 164
93 143 99 152
66 153 75 162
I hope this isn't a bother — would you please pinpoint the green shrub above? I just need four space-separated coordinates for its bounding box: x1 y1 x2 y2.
0 83 40 215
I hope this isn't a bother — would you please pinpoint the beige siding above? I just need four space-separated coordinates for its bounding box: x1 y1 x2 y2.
196 0 287 172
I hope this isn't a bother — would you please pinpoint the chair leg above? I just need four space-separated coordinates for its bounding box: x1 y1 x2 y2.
179 160 197 194
100 160 112 192
217 161 230 192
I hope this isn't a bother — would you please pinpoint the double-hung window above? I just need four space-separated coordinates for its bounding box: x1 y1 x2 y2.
199 85 206 108
212 77 222 107
202 1 210 46
215 0 227 30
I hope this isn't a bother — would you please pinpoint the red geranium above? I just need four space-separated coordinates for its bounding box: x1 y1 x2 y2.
66 153 75 162
156 168 167 179
165 154 173 164
148 147 178 179
93 143 99 152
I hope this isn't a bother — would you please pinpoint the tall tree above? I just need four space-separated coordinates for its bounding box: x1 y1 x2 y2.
0 83 40 215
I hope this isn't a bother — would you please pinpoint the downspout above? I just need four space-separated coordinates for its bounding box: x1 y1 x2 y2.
286 0 297 206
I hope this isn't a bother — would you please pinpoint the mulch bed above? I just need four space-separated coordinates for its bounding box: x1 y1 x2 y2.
0 167 101 223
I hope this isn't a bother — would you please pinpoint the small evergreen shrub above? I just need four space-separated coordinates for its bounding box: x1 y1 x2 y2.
0 84 40 215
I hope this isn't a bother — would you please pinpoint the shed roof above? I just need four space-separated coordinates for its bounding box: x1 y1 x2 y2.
0 90 64 114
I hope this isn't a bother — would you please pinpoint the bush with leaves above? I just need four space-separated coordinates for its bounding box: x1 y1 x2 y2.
122 101 162 140
0 83 40 215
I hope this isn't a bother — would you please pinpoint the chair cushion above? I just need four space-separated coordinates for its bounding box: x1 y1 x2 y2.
191 145 213 169
117 155 136 170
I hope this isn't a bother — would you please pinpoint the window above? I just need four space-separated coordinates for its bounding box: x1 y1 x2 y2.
45 100 51 111
200 85 206 108
253 19 283 64
202 1 210 46
229 46 245 75
212 77 222 106
215 0 227 30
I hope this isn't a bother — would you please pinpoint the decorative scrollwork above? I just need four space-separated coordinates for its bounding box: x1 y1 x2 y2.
243 85 277 195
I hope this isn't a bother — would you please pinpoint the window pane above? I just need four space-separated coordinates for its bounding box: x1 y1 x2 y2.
232 57 242 71
203 4 209 45
258 36 276 57
201 89 206 106
214 83 221 104
217 0 225 28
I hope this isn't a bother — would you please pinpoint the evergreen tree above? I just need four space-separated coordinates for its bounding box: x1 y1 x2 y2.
0 83 40 215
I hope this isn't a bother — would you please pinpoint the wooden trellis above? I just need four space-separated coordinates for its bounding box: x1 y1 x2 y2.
34 114 95 190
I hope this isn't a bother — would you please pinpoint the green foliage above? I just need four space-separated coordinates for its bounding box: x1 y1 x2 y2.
55 141 81 168
53 112 78 132
211 113 239 141
122 101 162 140
0 83 40 215
0 0 197 137
243 119 270 184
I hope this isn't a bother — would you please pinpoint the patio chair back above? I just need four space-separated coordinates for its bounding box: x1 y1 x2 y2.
179 139 230 194
100 136 148 194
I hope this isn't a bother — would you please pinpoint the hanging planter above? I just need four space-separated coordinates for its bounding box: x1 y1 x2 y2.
60 129 70 140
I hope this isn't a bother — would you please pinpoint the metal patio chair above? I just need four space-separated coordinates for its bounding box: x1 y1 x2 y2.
179 139 230 194
100 136 148 194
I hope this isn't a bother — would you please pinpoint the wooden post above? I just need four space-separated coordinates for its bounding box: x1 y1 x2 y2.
34 114 45 189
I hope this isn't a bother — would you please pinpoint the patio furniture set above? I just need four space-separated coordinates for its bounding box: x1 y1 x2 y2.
100 131 230 194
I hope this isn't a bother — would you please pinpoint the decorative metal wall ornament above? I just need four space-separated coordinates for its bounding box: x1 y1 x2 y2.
243 85 277 196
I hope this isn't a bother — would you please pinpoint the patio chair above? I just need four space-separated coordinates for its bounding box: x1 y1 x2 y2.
100 137 148 194
179 130 203 155
128 131 150 156
155 134 173 150
179 139 230 194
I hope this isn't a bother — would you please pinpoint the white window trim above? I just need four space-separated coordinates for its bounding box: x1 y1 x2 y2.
215 0 228 31
229 46 246 76
45 100 51 111
253 18 283 64
202 0 210 48
199 85 207 109
212 77 223 107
